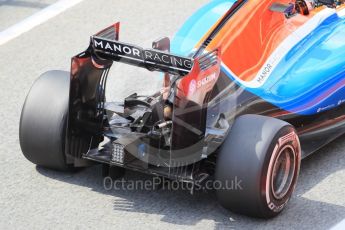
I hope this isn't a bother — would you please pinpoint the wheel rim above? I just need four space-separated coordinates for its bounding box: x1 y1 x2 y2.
271 145 296 200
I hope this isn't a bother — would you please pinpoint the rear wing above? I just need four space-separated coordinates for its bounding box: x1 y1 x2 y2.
90 23 193 76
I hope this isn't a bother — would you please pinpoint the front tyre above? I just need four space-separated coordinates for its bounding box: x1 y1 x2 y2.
215 115 301 218
20 71 73 171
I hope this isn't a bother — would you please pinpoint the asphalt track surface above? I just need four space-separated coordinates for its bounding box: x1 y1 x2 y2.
0 1 344 229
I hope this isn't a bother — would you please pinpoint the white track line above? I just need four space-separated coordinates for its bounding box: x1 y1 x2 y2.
0 0 84 45
330 219 345 230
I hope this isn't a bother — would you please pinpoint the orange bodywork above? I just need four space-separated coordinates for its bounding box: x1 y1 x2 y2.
205 0 327 82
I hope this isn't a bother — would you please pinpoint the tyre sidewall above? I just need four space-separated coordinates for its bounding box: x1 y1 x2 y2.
215 115 301 218
260 126 301 217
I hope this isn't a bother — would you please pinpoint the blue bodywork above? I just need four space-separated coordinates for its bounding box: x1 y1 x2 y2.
173 1 345 115
247 12 345 115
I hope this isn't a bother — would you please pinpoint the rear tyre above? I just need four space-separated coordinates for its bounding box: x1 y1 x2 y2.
19 71 73 171
215 115 301 218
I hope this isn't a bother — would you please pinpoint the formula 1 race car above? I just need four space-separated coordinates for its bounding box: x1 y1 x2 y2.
20 0 345 218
